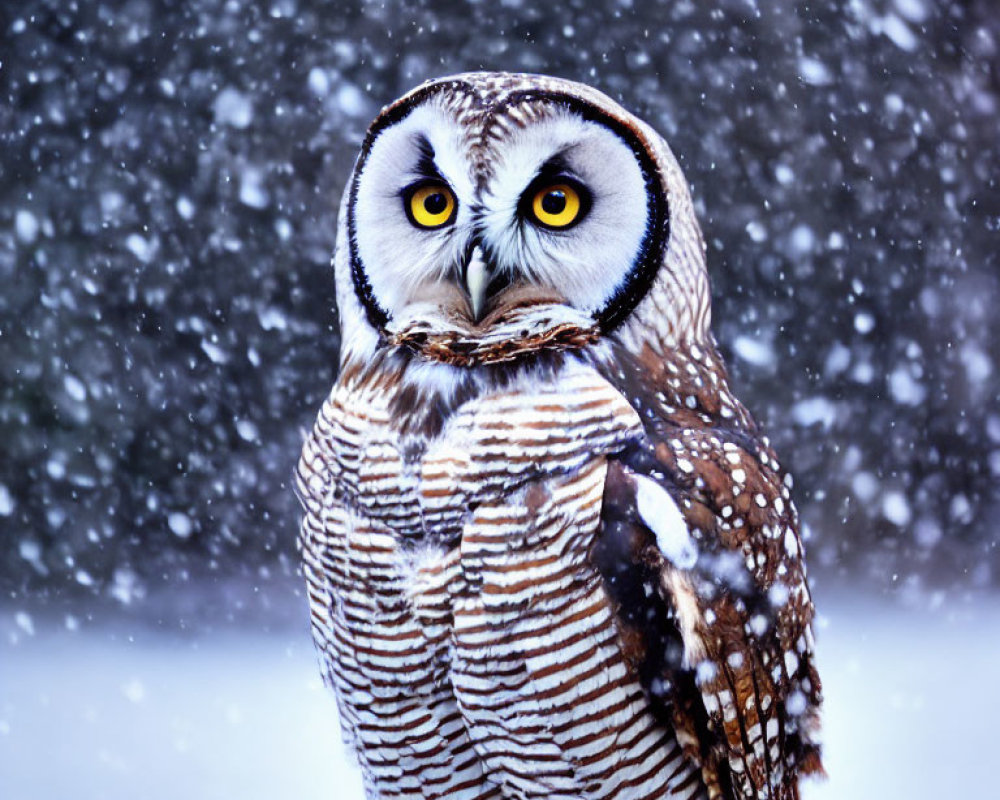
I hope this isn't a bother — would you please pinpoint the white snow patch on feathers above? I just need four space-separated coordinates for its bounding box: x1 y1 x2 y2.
633 473 698 569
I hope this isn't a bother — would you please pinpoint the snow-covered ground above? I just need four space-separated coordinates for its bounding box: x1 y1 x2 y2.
2 590 996 800
0 620 363 800
803 591 1000 800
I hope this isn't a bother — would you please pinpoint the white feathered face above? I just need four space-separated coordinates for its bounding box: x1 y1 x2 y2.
346 80 670 346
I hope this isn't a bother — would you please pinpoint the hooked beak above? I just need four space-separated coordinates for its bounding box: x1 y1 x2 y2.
464 246 489 323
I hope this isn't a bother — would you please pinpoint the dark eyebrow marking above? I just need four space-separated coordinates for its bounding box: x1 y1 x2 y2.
413 134 444 181
534 150 576 181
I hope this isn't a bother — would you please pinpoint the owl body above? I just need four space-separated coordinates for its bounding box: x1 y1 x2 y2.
300 354 703 798
297 73 822 800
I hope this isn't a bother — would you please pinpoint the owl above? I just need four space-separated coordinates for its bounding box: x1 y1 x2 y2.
296 72 823 800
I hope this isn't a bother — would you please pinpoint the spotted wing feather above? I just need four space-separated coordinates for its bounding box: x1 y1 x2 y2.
594 340 823 800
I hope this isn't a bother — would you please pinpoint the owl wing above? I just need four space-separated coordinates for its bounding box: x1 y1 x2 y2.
593 346 823 800
294 399 365 752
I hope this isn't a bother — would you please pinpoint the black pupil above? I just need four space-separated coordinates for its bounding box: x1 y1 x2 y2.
423 192 448 215
541 189 567 215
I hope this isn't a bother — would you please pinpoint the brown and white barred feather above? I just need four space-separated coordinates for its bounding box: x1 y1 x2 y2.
298 354 708 799
297 71 822 800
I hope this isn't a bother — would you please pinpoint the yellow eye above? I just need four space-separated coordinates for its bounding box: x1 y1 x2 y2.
530 182 583 229
406 182 456 229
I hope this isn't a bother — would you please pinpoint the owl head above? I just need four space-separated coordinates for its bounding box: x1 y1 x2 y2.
334 72 710 370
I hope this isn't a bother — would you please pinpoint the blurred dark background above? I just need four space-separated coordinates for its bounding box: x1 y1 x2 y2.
1 0 997 621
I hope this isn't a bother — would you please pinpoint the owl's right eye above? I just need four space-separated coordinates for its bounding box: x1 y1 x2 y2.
404 181 457 229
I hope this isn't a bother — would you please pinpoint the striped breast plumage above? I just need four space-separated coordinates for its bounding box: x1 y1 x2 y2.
296 353 707 799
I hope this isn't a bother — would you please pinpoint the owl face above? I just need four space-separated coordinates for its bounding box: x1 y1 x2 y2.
336 73 709 366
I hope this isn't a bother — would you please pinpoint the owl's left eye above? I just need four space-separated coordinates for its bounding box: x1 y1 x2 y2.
523 178 590 230
404 181 457 229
